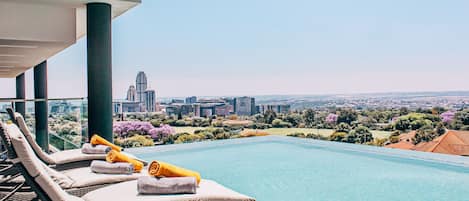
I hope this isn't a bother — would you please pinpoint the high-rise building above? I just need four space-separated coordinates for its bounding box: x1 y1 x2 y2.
258 104 291 114
113 101 140 113
136 71 148 103
144 89 156 112
171 99 184 104
126 85 137 102
234 96 256 116
215 104 233 116
185 96 197 104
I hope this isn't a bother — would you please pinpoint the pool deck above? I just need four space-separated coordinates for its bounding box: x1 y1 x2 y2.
127 136 469 169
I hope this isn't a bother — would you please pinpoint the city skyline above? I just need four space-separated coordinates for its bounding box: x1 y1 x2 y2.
1 0 469 99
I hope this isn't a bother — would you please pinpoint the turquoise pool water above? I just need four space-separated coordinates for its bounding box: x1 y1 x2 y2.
133 137 469 201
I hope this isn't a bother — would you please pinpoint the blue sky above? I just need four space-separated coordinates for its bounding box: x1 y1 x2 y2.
1 0 469 99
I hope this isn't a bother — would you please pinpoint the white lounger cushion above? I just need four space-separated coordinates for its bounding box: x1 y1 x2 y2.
82 179 255 201
2 163 144 189
15 113 107 165
49 149 106 164
7 123 143 187
15 113 56 164
6 124 82 201
60 166 144 188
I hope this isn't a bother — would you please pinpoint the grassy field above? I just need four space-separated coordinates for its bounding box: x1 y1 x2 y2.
173 127 391 139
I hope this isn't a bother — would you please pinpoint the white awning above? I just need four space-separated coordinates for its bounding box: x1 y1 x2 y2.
0 0 140 78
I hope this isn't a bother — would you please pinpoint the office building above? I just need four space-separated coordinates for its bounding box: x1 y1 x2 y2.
186 96 197 104
144 89 156 112
171 99 184 104
234 96 256 116
136 71 147 103
258 104 291 114
126 85 136 102
113 101 141 113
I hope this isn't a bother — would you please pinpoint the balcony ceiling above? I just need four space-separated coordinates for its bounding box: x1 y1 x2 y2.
0 0 140 78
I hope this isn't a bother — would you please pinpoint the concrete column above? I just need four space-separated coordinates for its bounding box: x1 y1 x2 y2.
15 73 25 117
34 61 48 152
87 3 113 142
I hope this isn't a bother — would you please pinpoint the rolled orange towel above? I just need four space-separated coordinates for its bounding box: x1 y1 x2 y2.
148 161 201 184
106 150 143 173
90 134 123 152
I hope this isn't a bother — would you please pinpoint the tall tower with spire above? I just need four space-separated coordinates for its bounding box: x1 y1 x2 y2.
135 71 147 104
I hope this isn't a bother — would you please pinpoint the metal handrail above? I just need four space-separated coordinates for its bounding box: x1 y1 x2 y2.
0 99 25 103
48 97 86 101
0 97 86 103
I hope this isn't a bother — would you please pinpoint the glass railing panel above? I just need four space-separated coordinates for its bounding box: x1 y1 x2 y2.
24 100 35 133
0 98 88 151
47 98 87 150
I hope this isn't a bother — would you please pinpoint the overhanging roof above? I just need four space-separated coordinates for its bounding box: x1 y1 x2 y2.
0 0 141 78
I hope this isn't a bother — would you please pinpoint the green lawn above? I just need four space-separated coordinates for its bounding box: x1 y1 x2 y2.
173 127 391 139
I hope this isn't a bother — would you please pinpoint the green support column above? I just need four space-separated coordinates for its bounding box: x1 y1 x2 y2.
15 73 26 117
87 3 113 142
34 61 48 152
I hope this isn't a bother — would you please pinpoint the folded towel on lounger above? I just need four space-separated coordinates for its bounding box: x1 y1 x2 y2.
148 161 201 184
106 150 143 173
81 143 111 154
91 160 134 174
90 134 123 152
137 176 197 195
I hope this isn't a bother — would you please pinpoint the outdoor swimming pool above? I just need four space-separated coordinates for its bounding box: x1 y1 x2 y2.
130 136 469 201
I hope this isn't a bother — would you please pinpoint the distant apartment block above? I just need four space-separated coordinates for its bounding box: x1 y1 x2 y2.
185 96 197 104
222 97 235 107
165 103 194 116
215 104 233 116
126 85 136 101
180 104 194 115
171 99 185 104
200 106 214 117
258 104 291 114
234 96 256 116
144 90 156 112
165 98 235 118
165 105 180 116
162 96 260 117
49 101 72 114
113 101 141 113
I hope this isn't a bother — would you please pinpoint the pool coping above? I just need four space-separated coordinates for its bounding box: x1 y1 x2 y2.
127 136 469 168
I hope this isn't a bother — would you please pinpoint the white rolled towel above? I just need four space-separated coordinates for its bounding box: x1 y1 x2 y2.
137 176 197 195
90 160 134 174
82 143 111 154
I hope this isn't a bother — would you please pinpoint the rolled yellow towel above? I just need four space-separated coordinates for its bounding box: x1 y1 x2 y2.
148 161 201 184
106 150 143 173
90 134 123 152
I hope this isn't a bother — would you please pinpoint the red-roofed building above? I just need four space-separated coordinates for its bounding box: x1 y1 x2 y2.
413 130 469 156
386 130 469 156
385 131 416 150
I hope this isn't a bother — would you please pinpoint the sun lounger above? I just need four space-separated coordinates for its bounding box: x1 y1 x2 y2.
0 123 145 199
82 179 255 201
0 122 255 201
7 108 148 170
6 108 106 170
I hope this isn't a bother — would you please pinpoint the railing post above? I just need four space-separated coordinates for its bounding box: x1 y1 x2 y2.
87 3 113 142
15 73 25 117
34 61 49 152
